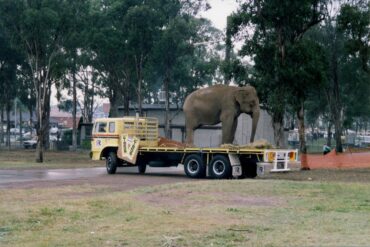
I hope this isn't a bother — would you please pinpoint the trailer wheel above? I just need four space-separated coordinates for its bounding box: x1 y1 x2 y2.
184 154 206 178
209 155 232 179
106 152 118 174
137 156 147 174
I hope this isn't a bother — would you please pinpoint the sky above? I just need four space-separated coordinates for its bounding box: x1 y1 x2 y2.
201 0 238 30
52 0 239 106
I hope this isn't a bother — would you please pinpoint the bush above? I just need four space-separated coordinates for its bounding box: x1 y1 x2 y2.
81 139 91 150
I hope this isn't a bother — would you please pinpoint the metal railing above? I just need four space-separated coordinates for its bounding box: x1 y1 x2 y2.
122 117 158 147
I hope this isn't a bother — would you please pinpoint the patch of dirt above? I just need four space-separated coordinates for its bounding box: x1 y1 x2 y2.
136 190 283 208
221 195 282 206
261 168 370 183
0 173 190 192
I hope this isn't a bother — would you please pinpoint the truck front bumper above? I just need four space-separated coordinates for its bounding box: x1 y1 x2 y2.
90 151 102 160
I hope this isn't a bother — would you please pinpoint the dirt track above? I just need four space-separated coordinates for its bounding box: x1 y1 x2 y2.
2 165 370 191
0 166 192 190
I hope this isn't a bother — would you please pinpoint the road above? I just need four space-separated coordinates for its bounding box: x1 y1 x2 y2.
0 166 192 189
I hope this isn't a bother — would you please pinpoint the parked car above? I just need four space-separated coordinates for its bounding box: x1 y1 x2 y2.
24 138 37 149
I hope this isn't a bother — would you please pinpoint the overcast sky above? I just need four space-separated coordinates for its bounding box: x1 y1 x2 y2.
201 0 238 30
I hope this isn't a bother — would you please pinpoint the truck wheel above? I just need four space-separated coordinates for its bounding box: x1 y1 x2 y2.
106 152 117 174
184 154 206 178
137 156 147 174
209 155 232 179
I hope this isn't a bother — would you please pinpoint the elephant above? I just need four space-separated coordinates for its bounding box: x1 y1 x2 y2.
183 84 260 145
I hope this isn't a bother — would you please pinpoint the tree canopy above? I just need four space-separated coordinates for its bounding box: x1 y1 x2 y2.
0 0 369 157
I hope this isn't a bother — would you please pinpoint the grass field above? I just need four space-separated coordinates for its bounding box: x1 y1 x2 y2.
1 178 370 246
0 149 102 169
1 150 370 246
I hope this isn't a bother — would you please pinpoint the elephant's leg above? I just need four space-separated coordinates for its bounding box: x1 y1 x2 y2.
185 126 194 144
184 111 196 145
185 116 200 145
221 114 236 144
230 118 238 142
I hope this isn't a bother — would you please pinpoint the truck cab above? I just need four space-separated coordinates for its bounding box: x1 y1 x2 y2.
91 117 158 161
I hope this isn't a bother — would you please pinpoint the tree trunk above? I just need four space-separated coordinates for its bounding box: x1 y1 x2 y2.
331 42 343 152
89 82 95 122
0 107 4 144
72 63 77 151
334 114 343 152
29 106 33 135
272 30 287 149
19 108 23 147
136 55 143 116
164 76 171 139
297 104 307 154
224 16 232 84
35 82 42 162
109 90 119 117
6 104 11 149
44 87 51 150
324 25 344 153
123 94 130 116
272 111 285 148
137 77 142 116
327 122 332 146
82 78 88 123
36 131 44 162
83 77 94 123
35 70 52 162
123 80 130 116
36 100 50 162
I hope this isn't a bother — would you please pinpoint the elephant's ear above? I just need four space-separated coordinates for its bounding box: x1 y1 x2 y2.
235 88 250 105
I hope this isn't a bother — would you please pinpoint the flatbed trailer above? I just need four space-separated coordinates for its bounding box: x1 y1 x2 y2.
91 117 299 179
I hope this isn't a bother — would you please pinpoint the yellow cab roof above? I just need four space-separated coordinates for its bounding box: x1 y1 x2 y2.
93 117 150 122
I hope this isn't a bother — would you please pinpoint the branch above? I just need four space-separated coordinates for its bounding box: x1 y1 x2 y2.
294 1 326 42
295 16 325 42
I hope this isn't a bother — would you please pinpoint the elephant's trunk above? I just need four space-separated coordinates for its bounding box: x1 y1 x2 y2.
250 109 260 143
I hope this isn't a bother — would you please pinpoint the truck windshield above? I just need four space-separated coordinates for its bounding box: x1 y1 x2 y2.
95 122 107 133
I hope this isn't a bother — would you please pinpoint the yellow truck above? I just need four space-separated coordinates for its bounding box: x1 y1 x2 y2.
91 117 299 179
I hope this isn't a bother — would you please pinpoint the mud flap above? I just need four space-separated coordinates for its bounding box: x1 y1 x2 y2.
228 154 242 177
118 134 140 164
256 162 270 177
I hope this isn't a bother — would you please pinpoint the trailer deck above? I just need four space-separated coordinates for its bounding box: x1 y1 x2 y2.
91 117 299 179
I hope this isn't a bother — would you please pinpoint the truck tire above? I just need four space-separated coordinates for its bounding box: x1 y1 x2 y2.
106 152 118 174
137 156 147 174
184 154 206 178
209 155 232 179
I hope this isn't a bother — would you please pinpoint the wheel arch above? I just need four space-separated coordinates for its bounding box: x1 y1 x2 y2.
101 146 118 159
183 152 207 164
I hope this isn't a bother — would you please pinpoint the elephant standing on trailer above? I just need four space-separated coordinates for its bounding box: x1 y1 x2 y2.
183 84 260 145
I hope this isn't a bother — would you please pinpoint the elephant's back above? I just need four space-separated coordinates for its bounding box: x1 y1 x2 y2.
183 85 235 118
184 85 232 107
